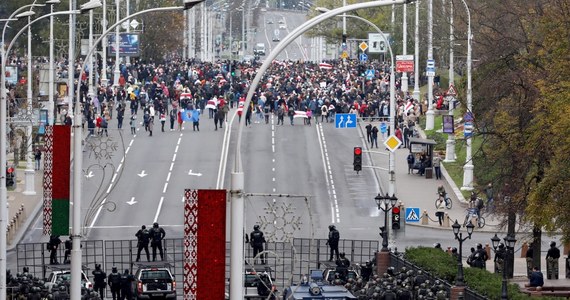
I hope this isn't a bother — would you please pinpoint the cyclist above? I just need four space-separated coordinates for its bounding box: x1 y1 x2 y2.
468 191 484 220
437 185 447 201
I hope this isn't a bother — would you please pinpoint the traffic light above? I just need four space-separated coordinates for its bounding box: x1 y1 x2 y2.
392 206 401 229
6 166 15 188
353 147 362 173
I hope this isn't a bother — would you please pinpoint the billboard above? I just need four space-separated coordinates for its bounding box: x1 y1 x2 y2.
5 66 18 85
107 33 140 56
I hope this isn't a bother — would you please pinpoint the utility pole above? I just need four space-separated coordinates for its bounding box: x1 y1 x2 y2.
425 0 435 130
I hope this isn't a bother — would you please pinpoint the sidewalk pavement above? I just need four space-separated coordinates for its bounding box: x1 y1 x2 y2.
6 157 44 250
358 120 570 280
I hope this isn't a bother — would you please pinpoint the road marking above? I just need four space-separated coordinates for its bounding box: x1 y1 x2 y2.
163 182 168 193
272 168 275 172
106 184 113 194
111 173 117 183
129 140 134 147
116 163 122 173
138 170 148 177
316 123 340 223
177 137 182 145
89 197 107 228
169 162 174 171
120 157 124 164
175 145 179 153
166 172 171 182
85 171 94 178
125 147 130 154
172 153 176 162
126 197 137 205
188 170 203 176
153 196 165 223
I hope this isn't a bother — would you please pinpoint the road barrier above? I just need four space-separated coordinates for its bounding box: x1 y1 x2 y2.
16 237 378 296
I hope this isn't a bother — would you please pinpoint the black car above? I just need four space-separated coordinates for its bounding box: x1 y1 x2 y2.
133 263 176 299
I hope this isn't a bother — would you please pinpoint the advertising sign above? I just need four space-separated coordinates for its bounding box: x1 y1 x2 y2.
5 66 18 85
107 33 140 56
396 55 414 72
368 32 390 53
443 115 454 134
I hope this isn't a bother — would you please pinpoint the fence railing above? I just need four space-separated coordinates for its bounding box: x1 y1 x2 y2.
17 238 379 296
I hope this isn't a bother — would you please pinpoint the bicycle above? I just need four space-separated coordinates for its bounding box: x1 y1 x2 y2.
435 193 452 209
464 208 485 228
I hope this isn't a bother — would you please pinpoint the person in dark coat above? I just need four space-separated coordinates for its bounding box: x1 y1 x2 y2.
108 266 122 300
149 222 166 261
135 225 150 262
119 269 134 300
250 225 266 264
48 235 62 265
327 225 340 262
92 264 107 299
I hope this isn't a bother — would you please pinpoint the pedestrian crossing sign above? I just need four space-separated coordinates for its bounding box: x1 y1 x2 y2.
405 207 420 223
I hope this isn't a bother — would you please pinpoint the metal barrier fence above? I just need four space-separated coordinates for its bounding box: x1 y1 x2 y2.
17 238 379 296
390 252 487 300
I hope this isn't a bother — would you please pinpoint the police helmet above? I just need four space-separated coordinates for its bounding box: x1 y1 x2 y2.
329 225 336 230
112 266 118 273
153 222 159 228
253 225 260 230
498 243 505 248
141 225 146 229
476 243 483 249
433 243 441 249
340 252 345 257
551 241 557 247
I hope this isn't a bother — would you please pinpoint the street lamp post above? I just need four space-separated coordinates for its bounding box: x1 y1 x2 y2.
47 1 60 126
230 2 411 299
444 0 456 162
74 3 203 299
459 0 474 190
401 3 408 92
452 219 474 286
113 0 120 87
23 11 37 196
492 234 517 300
375 193 398 252
412 0 420 101
425 0 435 130
0 4 44 298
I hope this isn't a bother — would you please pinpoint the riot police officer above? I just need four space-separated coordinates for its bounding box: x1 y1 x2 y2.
335 252 350 282
327 225 340 262
149 222 166 261
135 225 150 262
107 266 122 300
120 269 134 300
471 243 488 269
47 235 62 265
250 225 266 265
546 241 561 279
92 264 107 299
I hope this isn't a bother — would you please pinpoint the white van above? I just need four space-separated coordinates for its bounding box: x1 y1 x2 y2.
254 43 266 56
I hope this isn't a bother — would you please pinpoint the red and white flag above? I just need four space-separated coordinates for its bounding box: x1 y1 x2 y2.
319 63 333 70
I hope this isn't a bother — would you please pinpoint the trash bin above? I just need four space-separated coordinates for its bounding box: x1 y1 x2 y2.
425 167 433 179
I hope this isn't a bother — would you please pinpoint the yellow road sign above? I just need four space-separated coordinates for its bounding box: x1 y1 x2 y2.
359 42 368 52
384 135 402 152
340 51 349 59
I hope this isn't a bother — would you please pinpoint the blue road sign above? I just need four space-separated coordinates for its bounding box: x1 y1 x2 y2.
405 207 420 223
335 113 357 129
359 53 368 62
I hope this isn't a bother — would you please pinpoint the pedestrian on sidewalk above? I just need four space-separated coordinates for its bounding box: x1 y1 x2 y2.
371 126 379 148
407 153 415 174
365 123 372 143
546 241 561 279
433 152 442 180
34 148 42 170
130 116 136 135
435 198 445 226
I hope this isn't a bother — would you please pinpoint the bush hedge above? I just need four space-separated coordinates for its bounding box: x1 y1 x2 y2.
404 247 559 300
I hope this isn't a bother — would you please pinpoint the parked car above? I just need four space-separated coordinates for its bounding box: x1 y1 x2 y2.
133 263 176 300
44 266 92 290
